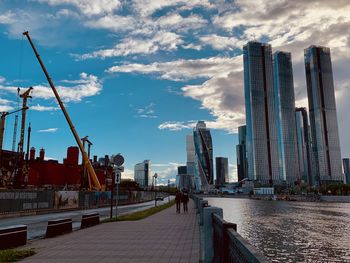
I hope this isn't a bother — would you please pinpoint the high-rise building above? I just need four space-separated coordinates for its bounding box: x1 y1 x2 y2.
177 166 191 190
295 108 313 186
215 157 229 185
273 51 300 184
243 42 281 185
236 125 247 182
186 134 196 190
304 46 343 183
193 121 213 190
134 160 150 188
342 158 350 184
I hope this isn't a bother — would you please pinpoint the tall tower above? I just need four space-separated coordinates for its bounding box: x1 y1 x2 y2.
243 42 281 186
215 157 229 185
304 46 343 184
193 121 213 191
186 134 196 190
134 160 150 188
342 158 350 184
273 51 300 184
295 108 313 186
236 125 247 182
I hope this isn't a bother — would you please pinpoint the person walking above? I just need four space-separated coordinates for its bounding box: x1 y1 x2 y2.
175 190 182 213
181 190 189 213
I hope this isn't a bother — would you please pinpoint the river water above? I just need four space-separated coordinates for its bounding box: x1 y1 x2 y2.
206 197 350 263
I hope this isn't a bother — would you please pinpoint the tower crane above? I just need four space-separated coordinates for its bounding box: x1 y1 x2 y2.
18 87 33 156
23 31 101 190
0 107 28 167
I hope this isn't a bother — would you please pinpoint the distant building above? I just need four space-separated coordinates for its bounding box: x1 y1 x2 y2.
193 121 213 191
177 166 191 191
186 134 196 190
243 42 281 186
295 108 313 186
304 46 343 184
343 159 350 184
134 160 150 188
236 125 247 182
273 51 300 184
215 157 229 186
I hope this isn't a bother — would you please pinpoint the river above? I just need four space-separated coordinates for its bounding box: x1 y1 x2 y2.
206 197 350 263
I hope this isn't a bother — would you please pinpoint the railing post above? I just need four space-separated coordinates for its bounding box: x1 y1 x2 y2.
199 199 208 226
222 221 237 262
202 206 223 263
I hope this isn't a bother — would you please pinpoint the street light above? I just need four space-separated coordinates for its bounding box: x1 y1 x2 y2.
153 173 158 207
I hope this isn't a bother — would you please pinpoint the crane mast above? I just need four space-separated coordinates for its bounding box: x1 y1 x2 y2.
23 31 101 190
18 87 33 156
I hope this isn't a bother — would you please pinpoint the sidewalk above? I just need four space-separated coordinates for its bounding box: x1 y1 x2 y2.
21 200 199 263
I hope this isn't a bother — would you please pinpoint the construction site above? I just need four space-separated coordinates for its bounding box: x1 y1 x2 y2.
0 32 112 192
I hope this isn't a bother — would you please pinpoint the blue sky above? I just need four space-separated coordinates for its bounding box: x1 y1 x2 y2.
1 1 350 184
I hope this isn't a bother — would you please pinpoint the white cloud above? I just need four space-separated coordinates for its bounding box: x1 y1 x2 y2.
79 31 183 59
135 103 158 119
200 35 244 51
30 104 60 111
0 11 15 24
157 13 208 32
0 98 14 112
151 162 184 185
0 76 6 83
37 128 58 133
158 121 196 131
35 0 121 16
0 72 102 102
84 15 136 32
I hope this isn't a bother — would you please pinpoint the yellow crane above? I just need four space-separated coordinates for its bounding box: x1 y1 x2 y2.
23 31 101 190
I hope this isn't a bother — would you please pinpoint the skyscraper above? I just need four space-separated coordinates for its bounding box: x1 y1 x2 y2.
215 157 229 185
273 51 300 184
193 121 213 190
243 42 281 186
342 158 350 184
134 160 150 188
304 46 343 183
186 134 196 190
295 108 313 186
236 125 247 182
177 166 191 191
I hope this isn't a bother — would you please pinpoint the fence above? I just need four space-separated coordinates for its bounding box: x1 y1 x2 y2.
192 195 269 263
0 190 155 214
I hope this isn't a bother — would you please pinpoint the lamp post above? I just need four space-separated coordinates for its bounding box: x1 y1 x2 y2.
154 173 158 207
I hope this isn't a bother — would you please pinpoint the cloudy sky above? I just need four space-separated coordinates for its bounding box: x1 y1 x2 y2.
0 0 349 184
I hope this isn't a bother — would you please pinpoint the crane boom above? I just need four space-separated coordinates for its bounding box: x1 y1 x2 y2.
23 31 101 190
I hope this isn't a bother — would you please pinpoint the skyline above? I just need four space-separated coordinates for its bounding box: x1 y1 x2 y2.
1 1 350 185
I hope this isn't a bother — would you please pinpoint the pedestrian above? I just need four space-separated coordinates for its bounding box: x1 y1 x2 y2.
182 190 189 213
175 190 182 213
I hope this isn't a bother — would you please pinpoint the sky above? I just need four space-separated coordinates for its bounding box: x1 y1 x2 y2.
0 0 350 185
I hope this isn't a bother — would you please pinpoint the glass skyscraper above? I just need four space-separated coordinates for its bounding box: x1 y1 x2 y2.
273 51 300 184
342 158 350 184
295 108 313 186
134 160 150 188
193 121 213 190
186 134 196 190
215 157 229 185
236 125 247 182
243 42 281 186
304 46 343 183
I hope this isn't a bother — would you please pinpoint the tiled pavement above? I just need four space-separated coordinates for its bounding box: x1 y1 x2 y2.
21 200 199 263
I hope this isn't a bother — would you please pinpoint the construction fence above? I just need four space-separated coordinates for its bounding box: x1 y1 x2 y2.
0 190 154 213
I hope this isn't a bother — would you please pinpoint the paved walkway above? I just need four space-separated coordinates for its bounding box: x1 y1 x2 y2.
21 200 199 263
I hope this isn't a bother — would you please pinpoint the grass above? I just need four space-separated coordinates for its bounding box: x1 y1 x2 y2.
103 200 175 222
0 248 36 262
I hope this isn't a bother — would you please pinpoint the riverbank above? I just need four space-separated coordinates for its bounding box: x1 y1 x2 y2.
198 193 350 203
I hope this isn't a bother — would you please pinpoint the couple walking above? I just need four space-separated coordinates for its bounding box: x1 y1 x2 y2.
175 190 189 213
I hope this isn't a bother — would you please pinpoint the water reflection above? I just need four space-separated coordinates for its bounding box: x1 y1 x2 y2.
206 198 350 263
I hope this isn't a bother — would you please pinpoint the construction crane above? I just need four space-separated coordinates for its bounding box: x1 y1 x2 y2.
0 107 28 166
23 31 101 191
18 87 33 156
81 136 93 189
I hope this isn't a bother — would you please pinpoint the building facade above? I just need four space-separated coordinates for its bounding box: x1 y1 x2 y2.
193 121 213 191
342 158 350 184
177 166 191 191
134 160 150 188
295 108 313 186
215 157 229 186
236 125 247 182
243 42 281 185
273 51 300 184
186 134 196 190
304 46 343 184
